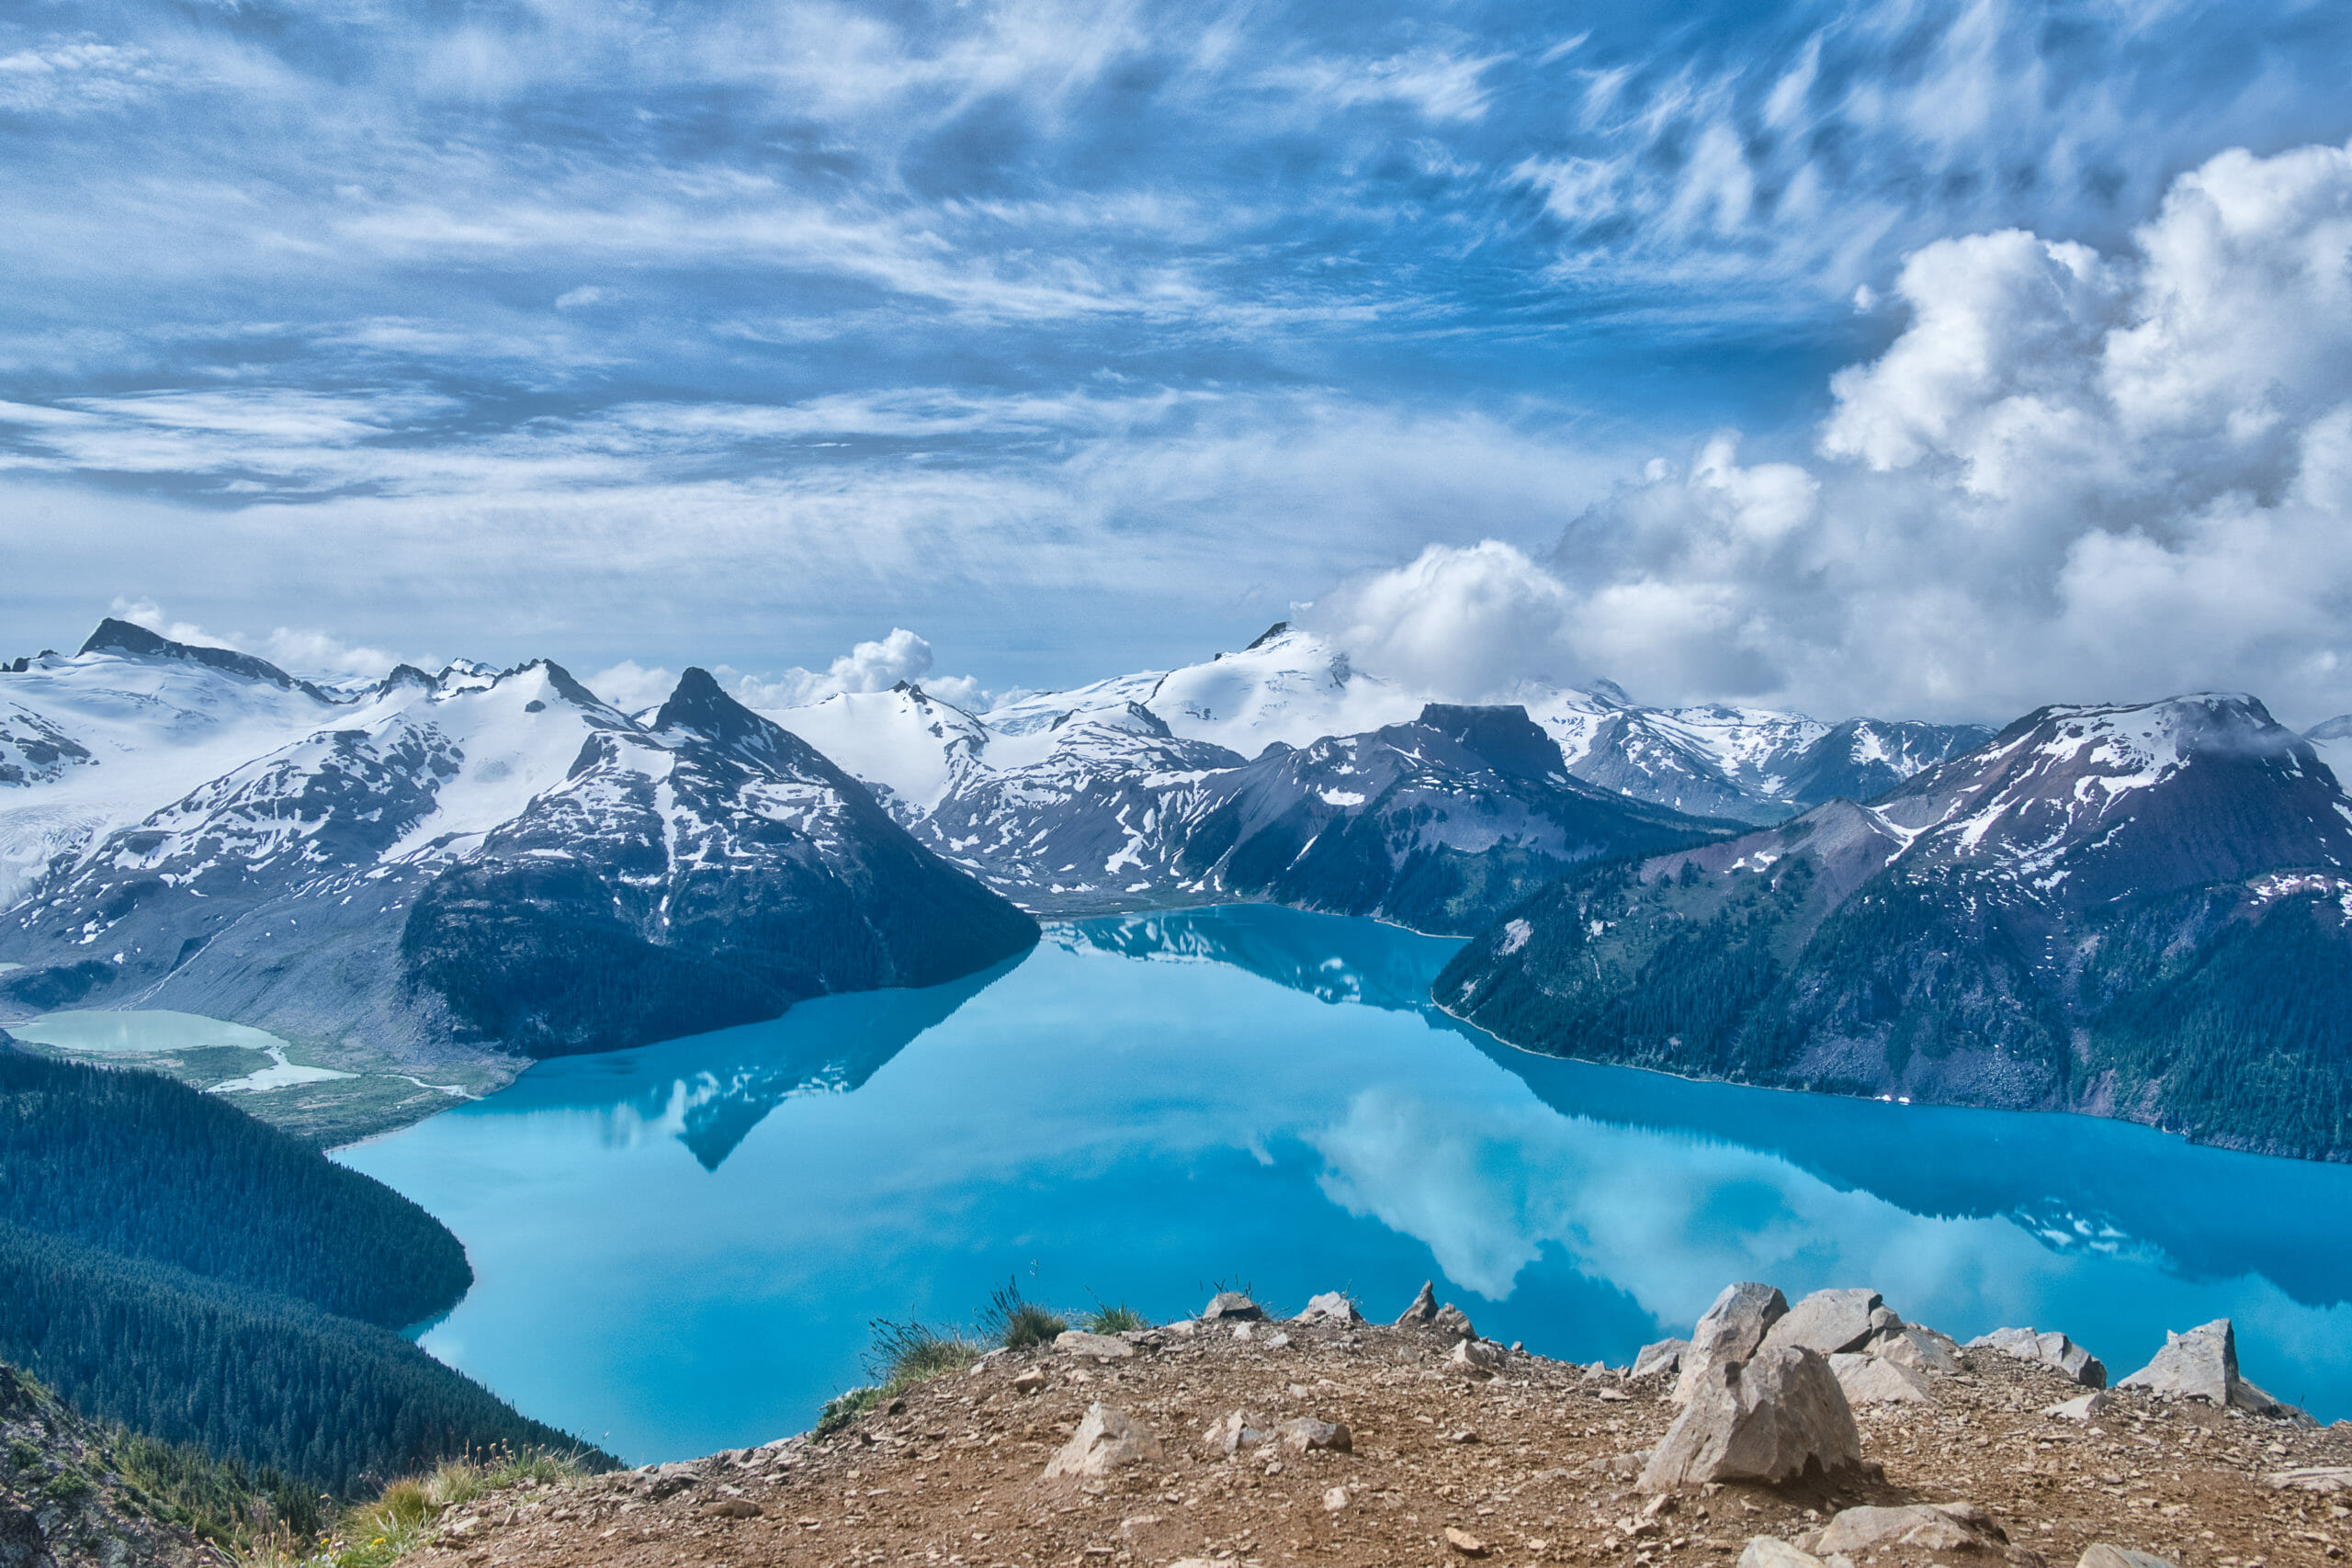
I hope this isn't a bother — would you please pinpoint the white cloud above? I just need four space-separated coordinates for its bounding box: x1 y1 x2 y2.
1291 139 2352 726
109 597 408 680
584 659 678 713
734 629 989 712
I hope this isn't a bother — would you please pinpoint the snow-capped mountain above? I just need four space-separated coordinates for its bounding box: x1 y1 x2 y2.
1438 693 2352 1159
747 624 1987 915
1172 704 1731 932
0 627 1035 1062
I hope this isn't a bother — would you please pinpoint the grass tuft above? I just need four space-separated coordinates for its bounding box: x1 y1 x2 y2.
1083 1296 1148 1335
977 1277 1067 1350
232 1446 593 1568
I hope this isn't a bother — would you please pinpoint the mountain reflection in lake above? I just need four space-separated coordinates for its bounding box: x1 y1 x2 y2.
340 905 2352 1463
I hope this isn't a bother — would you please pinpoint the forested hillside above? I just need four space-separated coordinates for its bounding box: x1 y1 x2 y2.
0 1051 469 1327
0 1043 610 1494
0 1224 598 1495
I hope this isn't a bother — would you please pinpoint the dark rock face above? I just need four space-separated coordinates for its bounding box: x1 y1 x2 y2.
401 671 1037 1057
1176 704 1734 935
75 618 333 704
1439 694 2352 1160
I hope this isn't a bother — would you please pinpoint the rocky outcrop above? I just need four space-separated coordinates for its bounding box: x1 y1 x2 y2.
1970 1326 2108 1388
1199 1292 1265 1323
1394 1281 1476 1341
1639 1347 1861 1491
2117 1319 2307 1419
1829 1351 1934 1405
1761 1288 1892 1357
1294 1292 1362 1326
0 1363 203 1568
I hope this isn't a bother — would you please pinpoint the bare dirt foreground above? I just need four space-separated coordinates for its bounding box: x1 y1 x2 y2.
408 1298 2351 1568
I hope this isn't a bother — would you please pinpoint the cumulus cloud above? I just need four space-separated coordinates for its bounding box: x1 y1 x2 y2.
1303 139 2352 726
732 630 989 712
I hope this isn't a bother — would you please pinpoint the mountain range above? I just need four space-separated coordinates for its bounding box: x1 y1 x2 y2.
1438 694 2352 1160
7 615 2352 1158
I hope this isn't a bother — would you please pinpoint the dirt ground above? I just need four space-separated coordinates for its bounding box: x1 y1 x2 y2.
408 1303 2351 1568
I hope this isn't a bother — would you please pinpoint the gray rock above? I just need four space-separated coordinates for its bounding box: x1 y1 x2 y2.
1278 1416 1352 1453
1969 1326 2108 1388
1872 1326 1962 1375
2044 1390 2117 1421
1201 1291 1266 1323
1631 1338 1689 1380
1202 1409 1272 1453
2263 1466 2352 1494
1395 1280 1440 1325
1672 1281 1791 1404
1828 1351 1934 1405
1736 1540 1826 1568
2076 1548 2177 1568
2116 1318 2304 1418
1395 1280 1476 1340
1055 1329 1136 1359
1762 1288 1885 1357
1044 1404 1162 1479
1295 1291 1362 1325
1817 1502 2006 1554
1448 1339 1506 1380
1639 1346 1861 1491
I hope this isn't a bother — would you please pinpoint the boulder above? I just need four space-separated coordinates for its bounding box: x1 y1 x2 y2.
1044 1404 1162 1479
1639 1346 1861 1491
1201 1291 1265 1323
1828 1352 1934 1405
1295 1291 1362 1325
1444 1526 1489 1557
1203 1410 1272 1454
1816 1502 2007 1554
1055 1329 1136 1360
1672 1282 1791 1404
2263 1466 2352 1494
1968 1326 2107 1388
2076 1549 2177 1568
1395 1280 1440 1325
1737 1540 1826 1568
2044 1390 2116 1421
1631 1338 1689 1380
1873 1326 1962 1376
2116 1319 2305 1418
1762 1289 1886 1357
1278 1416 1352 1453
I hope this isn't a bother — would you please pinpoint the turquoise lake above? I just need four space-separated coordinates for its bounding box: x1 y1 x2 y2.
338 905 2352 1463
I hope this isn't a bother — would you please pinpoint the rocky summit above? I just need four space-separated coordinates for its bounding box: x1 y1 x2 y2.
392 1282 2345 1568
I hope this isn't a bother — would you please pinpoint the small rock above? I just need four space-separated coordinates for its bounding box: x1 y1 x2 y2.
1395 1280 1476 1340
1448 1339 1506 1379
1279 1416 1352 1453
1295 1291 1363 1325
1641 1346 1862 1491
1232 1323 1256 1341
1968 1326 2108 1388
1322 1485 1351 1512
2076 1548 2178 1568
701 1498 763 1520
1632 1338 1690 1380
1763 1289 1887 1358
1828 1351 1934 1405
1044 1404 1163 1479
1012 1367 1048 1394
1674 1282 1792 1404
1817 1502 2006 1554
1444 1525 1489 1557
1055 1330 1136 1360
1737 1539 1826 1568
1262 1331 1292 1349
2116 1318 2305 1418
1202 1291 1265 1322
1203 1410 1272 1454
2045 1390 2117 1421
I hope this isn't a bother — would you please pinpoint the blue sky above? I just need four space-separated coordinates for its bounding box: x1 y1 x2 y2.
5 0 2351 721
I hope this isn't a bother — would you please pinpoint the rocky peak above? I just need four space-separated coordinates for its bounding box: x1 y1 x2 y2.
75 617 334 704
1408 704 1566 782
